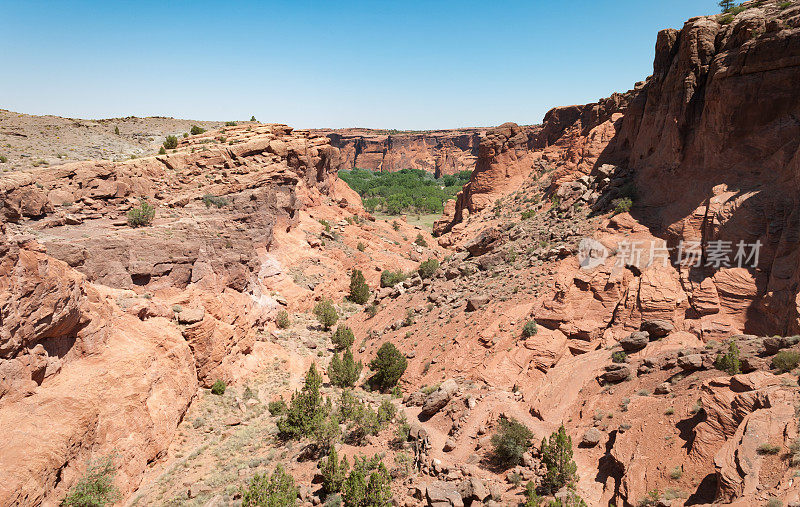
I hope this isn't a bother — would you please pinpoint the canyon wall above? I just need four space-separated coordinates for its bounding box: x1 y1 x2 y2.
316 127 486 176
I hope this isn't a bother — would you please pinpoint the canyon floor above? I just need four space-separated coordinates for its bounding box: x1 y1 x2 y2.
3 1 800 506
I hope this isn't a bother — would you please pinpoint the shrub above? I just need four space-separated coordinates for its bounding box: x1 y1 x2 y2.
202 194 229 208
772 350 800 373
548 487 587 506
320 446 350 496
368 343 407 391
278 364 327 439
612 197 633 215
268 399 287 416
190 125 206 135
314 299 339 330
341 460 391 507
490 416 533 469
612 351 628 363
114 126 120 135
127 199 155 227
225 121 238 126
211 379 226 395
332 326 355 350
276 310 291 329
669 466 683 480
524 481 543 507
158 146 166 155
540 425 578 494
414 233 428 247
357 242 366 252
251 115 257 122
241 464 298 507
757 443 781 455
366 303 379 319
163 135 178 149
377 399 396 424
779 1 792 8
714 340 741 375
329 348 363 388
521 209 536 220
522 320 538 337
380 270 406 288
349 269 371 304
62 455 120 507
417 258 440 279
0 155 7 163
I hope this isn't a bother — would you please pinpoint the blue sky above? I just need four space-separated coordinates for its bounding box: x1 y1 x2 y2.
2 0 720 129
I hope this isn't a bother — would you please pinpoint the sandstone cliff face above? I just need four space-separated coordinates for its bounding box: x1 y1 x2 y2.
318 128 485 176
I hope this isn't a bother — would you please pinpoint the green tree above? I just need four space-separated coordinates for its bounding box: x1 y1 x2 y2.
341 461 391 507
417 258 440 279
490 416 533 468
379 270 406 288
313 299 339 330
190 125 206 135
368 343 407 391
719 0 735 11
540 425 578 495
278 364 327 439
163 135 178 149
320 446 350 496
349 269 371 304
329 348 363 388
62 455 120 507
241 464 298 506
714 340 741 375
332 326 355 350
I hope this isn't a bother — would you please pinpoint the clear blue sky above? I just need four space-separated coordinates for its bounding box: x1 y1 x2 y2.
2 0 720 130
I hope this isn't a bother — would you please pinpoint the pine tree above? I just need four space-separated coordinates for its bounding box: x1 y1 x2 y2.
332 326 355 350
539 425 578 494
241 464 298 506
349 269 371 304
368 343 407 391
718 0 735 11
314 299 339 330
278 364 327 439
320 446 350 496
329 348 363 388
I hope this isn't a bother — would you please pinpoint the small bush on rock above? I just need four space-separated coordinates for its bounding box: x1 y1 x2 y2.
714 340 741 375
522 320 538 337
276 310 291 329
190 125 206 135
62 455 120 507
773 350 800 373
211 379 226 395
417 258 440 279
490 416 533 469
414 233 427 247
612 351 628 363
127 199 155 227
163 135 178 149
611 197 633 215
380 270 406 288
268 399 287 416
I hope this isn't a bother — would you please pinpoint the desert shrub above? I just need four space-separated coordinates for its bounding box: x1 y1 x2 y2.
669 466 683 480
332 326 355 350
278 364 327 439
612 197 633 215
62 455 120 507
241 464 298 507
772 350 800 373
779 1 792 8
521 209 536 220
380 270 406 288
276 310 291 329
329 348 363 388
366 303 379 319
414 233 428 247
163 135 178 149
490 416 533 469
524 481 543 506
268 399 287 416
202 194 229 208
314 299 339 330
395 414 411 443
376 399 396 424
190 125 206 135
0 155 7 163
357 242 366 252
548 487 587 507
211 379 226 395
539 425 578 494
368 343 407 391
319 219 332 232
158 146 166 155
225 121 238 126
320 446 350 496
127 199 155 227
714 340 741 375
251 115 257 122
417 258 440 279
789 437 800 466
341 460 392 507
756 443 781 455
114 126 120 135
522 320 538 337
349 269 371 304
612 351 628 363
